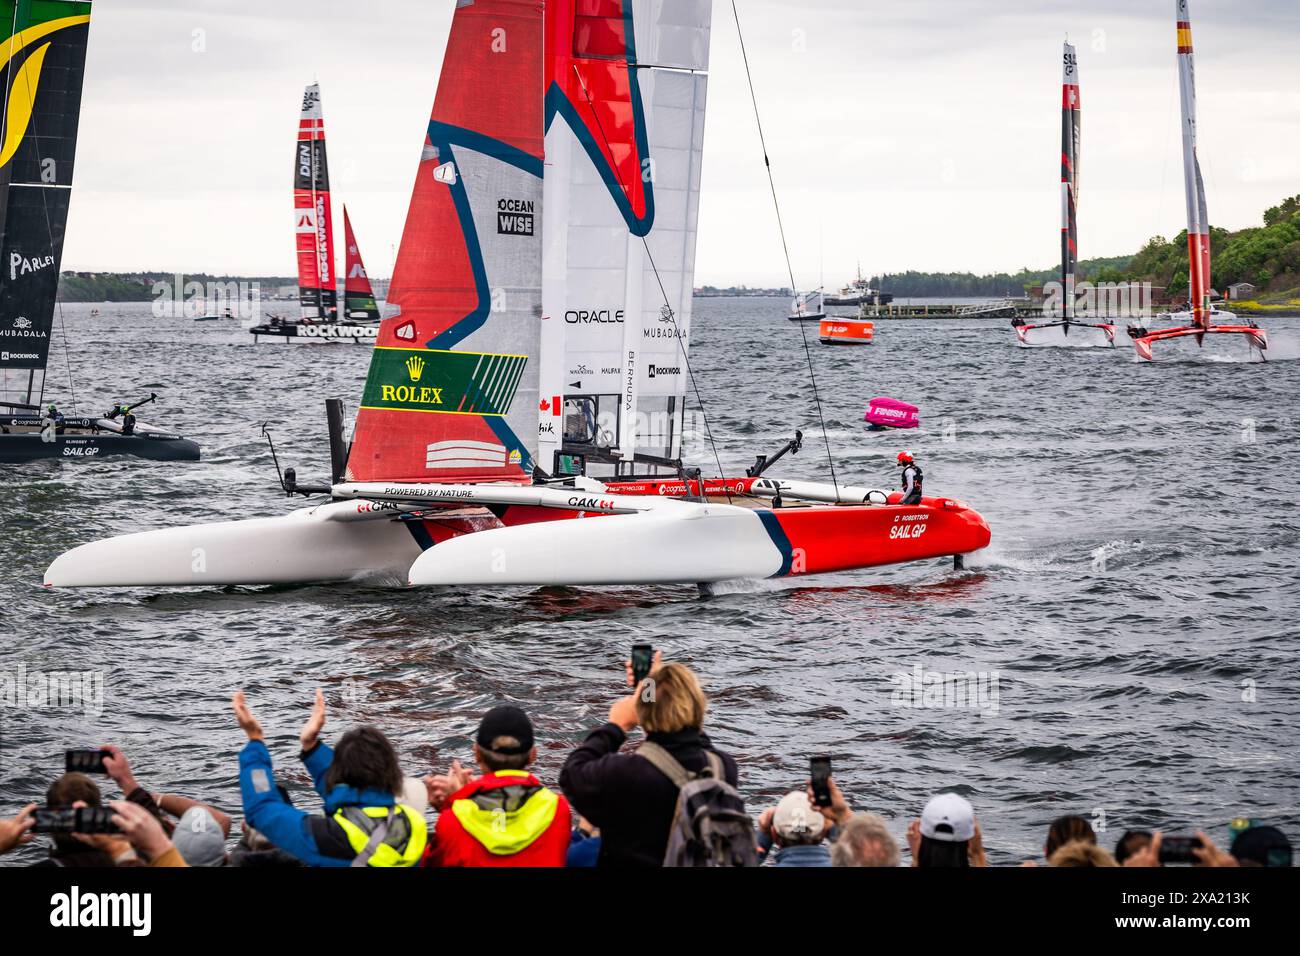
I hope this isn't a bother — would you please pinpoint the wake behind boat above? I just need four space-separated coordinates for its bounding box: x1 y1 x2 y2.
1 0 197 466
46 0 989 590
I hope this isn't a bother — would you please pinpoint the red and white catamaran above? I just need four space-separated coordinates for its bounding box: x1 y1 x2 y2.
46 0 990 589
1125 1 1267 361
1013 41 1115 347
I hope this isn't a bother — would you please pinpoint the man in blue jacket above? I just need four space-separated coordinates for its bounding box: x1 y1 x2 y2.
232 689 426 867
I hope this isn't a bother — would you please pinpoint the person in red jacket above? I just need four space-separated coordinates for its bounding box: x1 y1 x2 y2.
423 706 570 867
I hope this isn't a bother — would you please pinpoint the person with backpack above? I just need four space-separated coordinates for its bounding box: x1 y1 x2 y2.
559 657 753 867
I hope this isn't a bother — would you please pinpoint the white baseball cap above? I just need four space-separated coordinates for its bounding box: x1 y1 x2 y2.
772 791 826 841
920 793 975 842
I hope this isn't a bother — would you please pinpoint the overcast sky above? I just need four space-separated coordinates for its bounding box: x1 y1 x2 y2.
60 0 1300 287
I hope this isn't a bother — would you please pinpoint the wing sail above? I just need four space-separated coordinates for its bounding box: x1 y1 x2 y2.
344 0 544 484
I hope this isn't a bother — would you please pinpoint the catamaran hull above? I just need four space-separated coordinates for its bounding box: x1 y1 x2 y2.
0 434 200 465
1013 321 1116 347
46 488 990 589
1127 324 1268 361
44 505 422 587
407 499 990 587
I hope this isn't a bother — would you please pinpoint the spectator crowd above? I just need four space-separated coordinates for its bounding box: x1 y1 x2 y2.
0 656 1291 869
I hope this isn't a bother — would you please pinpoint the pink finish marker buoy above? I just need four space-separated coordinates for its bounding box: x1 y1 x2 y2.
864 396 919 430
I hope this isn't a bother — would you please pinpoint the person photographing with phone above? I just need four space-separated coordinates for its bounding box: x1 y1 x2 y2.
559 649 752 867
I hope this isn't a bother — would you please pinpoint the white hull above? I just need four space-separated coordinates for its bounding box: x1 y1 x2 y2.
44 502 421 587
407 505 780 586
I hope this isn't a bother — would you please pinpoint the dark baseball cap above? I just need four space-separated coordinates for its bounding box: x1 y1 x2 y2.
1230 825 1292 867
475 706 534 755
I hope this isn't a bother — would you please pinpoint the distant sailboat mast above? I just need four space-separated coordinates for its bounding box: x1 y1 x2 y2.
342 205 379 322
294 83 338 322
1061 40 1080 323
1176 1 1211 330
1124 1 1267 359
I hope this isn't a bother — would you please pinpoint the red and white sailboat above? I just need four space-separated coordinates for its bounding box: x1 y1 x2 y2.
251 83 381 343
45 0 990 590
1125 1 1267 361
1013 41 1115 347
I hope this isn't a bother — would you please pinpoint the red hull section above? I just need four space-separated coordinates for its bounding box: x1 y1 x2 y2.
763 496 991 576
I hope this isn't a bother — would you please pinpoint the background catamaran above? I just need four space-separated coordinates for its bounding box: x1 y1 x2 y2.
1012 41 1115 347
1125 1 1267 361
787 289 825 321
342 205 381 322
45 0 989 589
1 0 197 464
250 83 380 345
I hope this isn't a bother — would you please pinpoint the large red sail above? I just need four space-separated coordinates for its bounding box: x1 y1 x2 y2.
342 205 379 322
344 0 544 484
293 83 338 321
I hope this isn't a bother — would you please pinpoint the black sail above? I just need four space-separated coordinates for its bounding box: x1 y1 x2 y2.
0 0 92 407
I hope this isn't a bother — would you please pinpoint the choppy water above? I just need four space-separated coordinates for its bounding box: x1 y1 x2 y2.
2 299 1298 864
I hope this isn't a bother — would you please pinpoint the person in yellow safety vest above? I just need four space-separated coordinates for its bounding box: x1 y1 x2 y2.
233 689 428 866
422 706 571 867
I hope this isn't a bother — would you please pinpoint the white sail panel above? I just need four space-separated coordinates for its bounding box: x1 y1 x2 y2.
539 0 711 476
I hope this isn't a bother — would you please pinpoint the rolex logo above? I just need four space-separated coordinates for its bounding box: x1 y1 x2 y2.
406 354 425 381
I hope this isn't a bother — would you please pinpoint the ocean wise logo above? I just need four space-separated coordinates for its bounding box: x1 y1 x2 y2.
0 12 92 172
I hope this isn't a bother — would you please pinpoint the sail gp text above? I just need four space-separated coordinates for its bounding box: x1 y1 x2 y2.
889 514 928 540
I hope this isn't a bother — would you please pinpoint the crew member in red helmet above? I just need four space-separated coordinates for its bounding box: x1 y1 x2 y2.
897 452 923 505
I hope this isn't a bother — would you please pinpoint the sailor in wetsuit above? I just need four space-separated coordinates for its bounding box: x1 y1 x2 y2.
897 451 923 505
121 406 136 436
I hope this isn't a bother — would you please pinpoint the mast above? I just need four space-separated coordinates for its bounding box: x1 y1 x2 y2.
1061 41 1080 322
0 0 93 409
1176 0 1211 330
294 83 338 322
342 205 380 322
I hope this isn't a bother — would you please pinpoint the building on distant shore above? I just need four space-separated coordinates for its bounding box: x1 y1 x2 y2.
1227 281 1256 300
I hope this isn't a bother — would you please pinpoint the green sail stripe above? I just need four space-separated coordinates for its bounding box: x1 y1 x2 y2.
359 347 525 416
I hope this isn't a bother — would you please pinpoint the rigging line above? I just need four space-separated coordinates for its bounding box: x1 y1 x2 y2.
8 17 78 413
570 62 730 501
730 0 839 496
